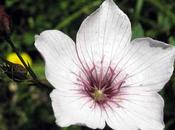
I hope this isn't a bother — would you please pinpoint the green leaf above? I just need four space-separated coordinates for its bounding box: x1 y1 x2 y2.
132 23 144 39
5 0 16 7
23 32 34 45
168 36 175 46
158 13 171 31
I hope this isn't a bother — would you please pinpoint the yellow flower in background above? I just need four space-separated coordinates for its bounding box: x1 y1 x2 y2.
7 52 32 66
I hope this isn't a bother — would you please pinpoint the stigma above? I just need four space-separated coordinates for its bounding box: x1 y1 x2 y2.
91 87 105 102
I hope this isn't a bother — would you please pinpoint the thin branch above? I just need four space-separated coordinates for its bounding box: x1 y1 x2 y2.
4 35 52 89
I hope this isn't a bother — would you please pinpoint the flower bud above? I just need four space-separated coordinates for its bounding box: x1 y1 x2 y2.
0 5 11 36
0 60 28 82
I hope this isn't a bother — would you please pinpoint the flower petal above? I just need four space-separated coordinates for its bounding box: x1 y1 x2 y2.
105 107 138 130
122 38 175 92
76 0 131 66
117 93 164 130
50 89 106 129
34 30 79 90
105 93 164 130
35 30 106 128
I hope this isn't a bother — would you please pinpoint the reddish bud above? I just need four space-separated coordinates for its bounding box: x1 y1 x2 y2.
0 5 11 36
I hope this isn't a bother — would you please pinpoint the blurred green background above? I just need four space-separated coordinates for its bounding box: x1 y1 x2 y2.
0 0 175 130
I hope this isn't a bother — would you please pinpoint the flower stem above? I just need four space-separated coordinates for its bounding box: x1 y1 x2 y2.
5 35 51 88
55 1 100 29
134 0 144 21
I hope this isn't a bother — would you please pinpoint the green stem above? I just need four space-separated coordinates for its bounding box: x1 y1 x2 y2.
5 36 47 88
135 0 144 21
55 1 101 29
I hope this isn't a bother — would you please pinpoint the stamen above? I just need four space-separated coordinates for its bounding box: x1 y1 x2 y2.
74 61 126 108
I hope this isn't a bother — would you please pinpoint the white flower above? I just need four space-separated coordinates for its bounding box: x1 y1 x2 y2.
34 0 175 130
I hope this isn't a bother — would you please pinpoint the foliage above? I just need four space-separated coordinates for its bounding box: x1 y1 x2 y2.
0 0 175 130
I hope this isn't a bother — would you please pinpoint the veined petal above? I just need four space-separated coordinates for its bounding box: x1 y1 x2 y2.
105 93 164 130
121 38 175 92
105 107 138 130
34 30 79 90
50 89 106 129
117 93 164 130
76 0 131 66
35 30 106 128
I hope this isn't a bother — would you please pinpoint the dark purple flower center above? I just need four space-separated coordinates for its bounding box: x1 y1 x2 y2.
75 62 127 107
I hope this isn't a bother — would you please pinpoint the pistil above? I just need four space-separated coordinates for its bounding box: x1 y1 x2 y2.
91 87 105 102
